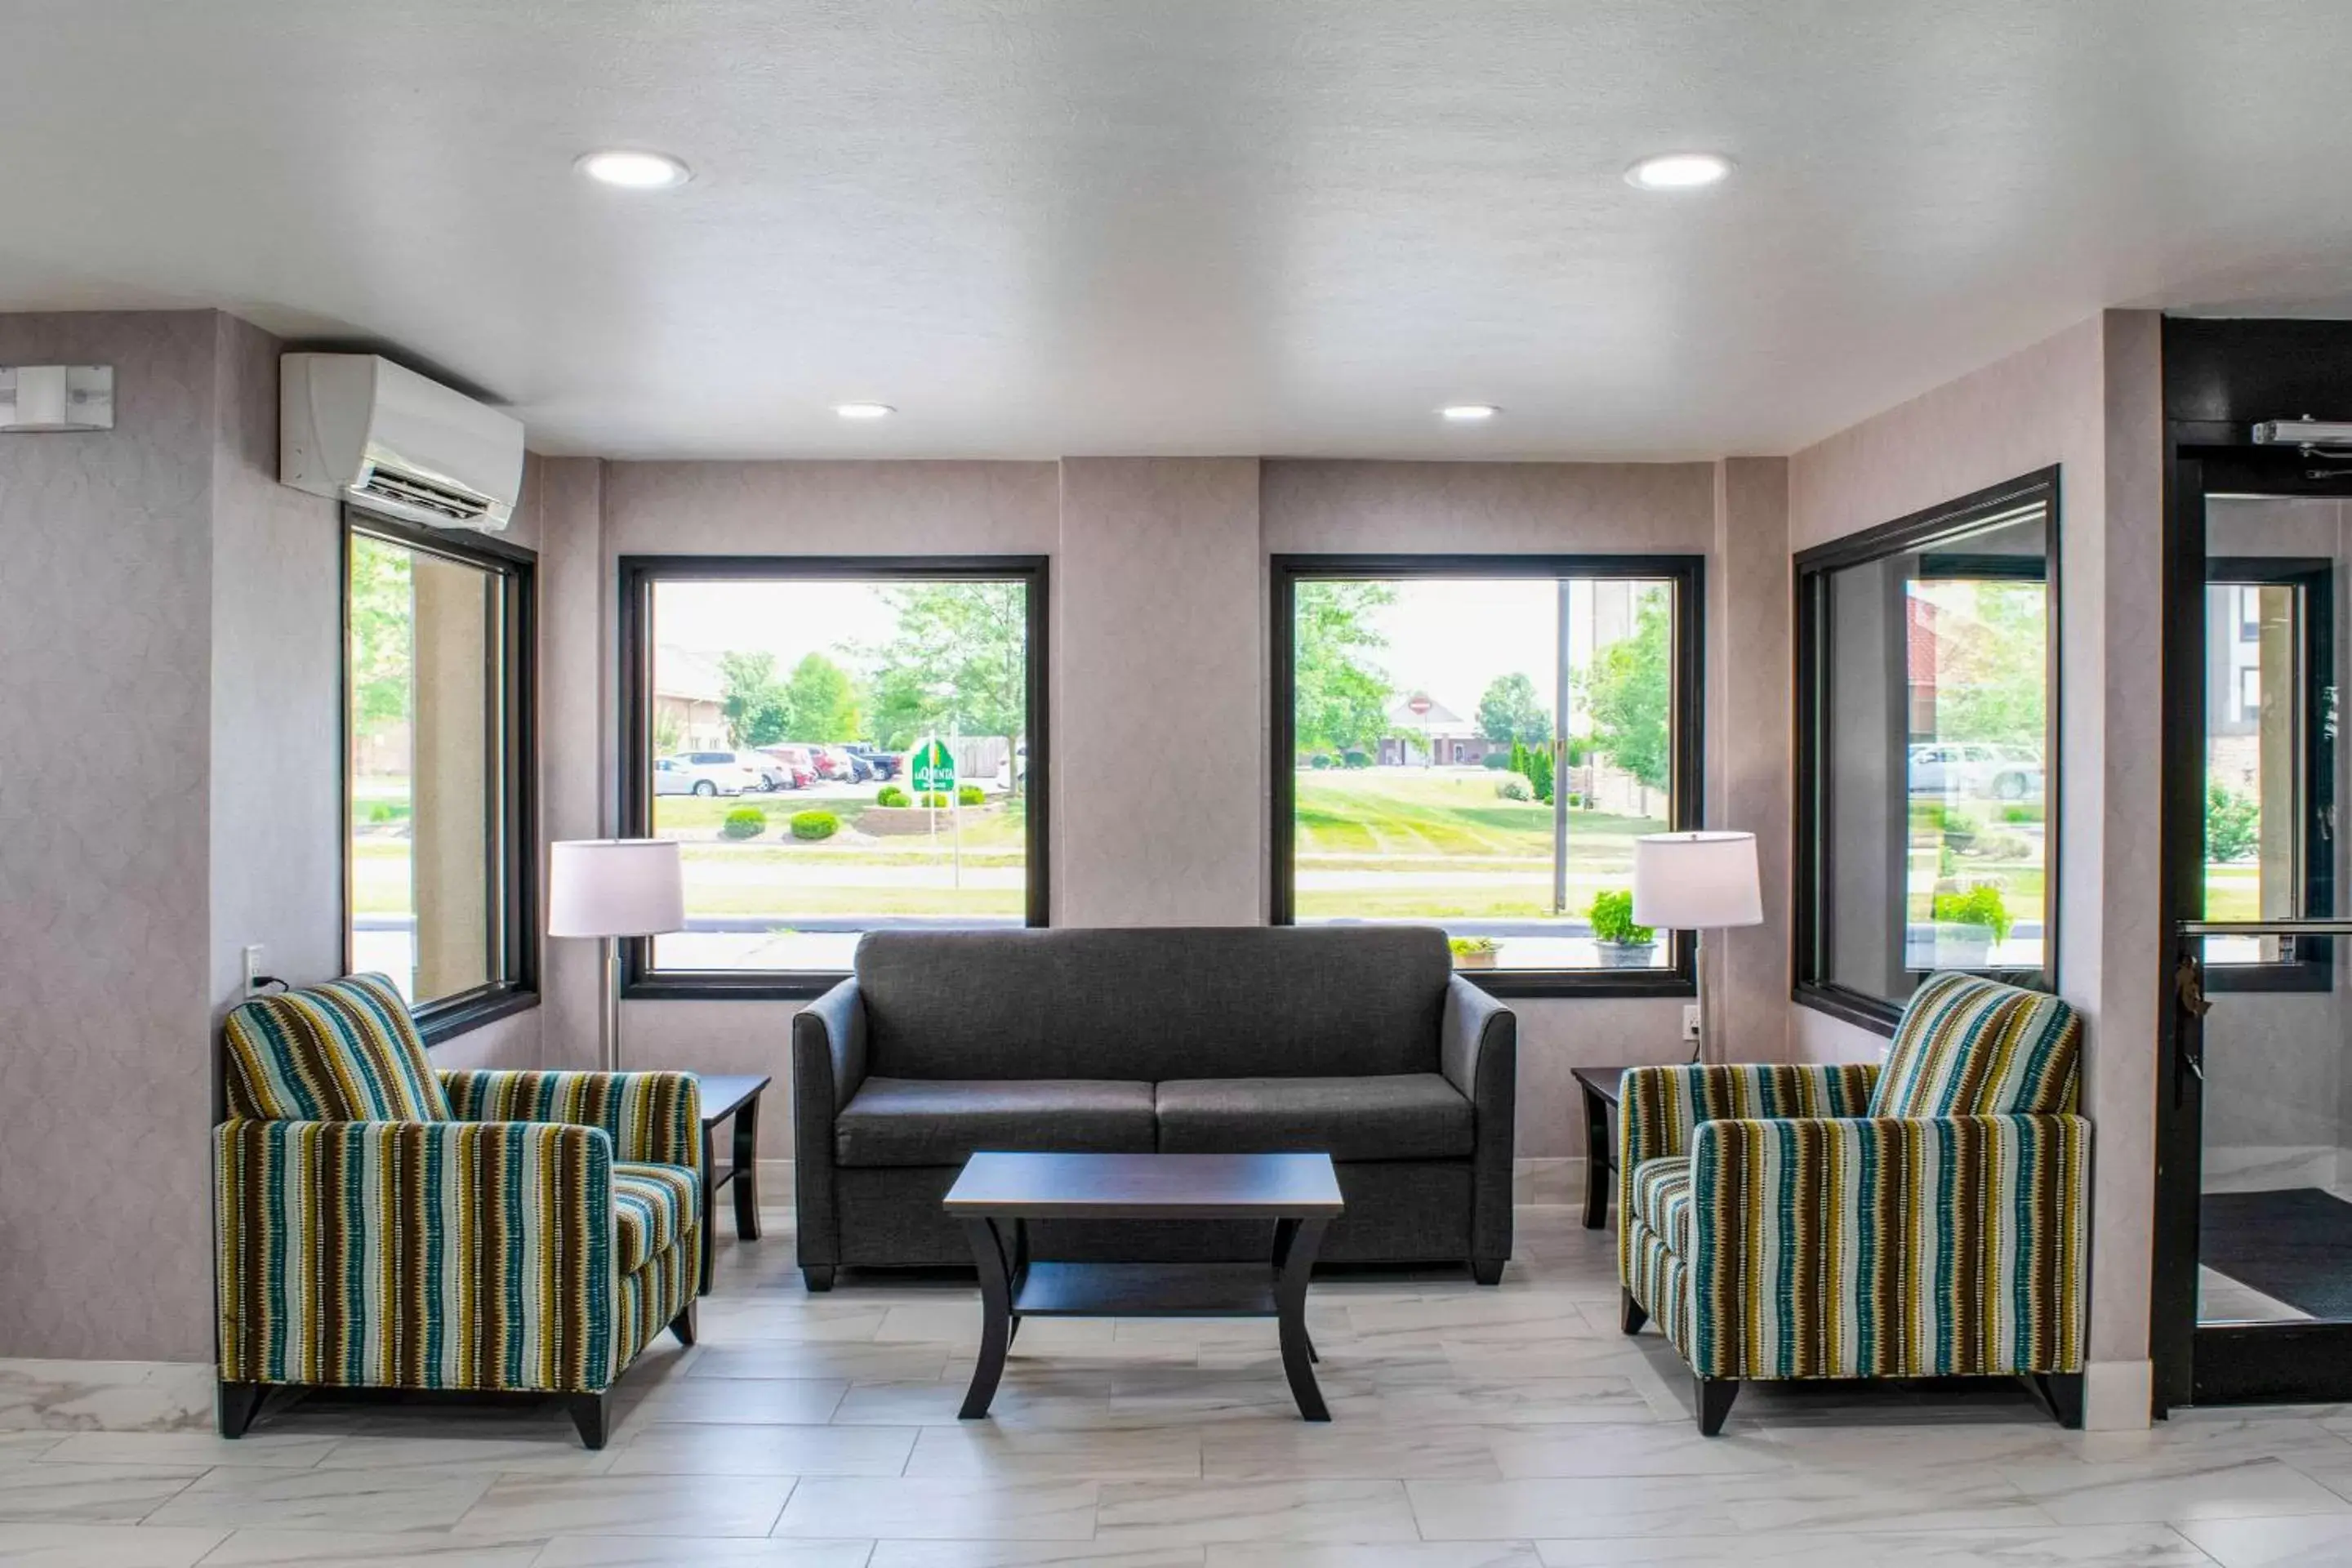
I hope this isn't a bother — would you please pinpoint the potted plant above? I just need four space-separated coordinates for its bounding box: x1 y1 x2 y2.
1448 935 1500 970
1588 889 1657 969
1930 884 2011 968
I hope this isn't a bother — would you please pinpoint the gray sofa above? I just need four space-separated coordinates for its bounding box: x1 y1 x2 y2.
791 925 1516 1290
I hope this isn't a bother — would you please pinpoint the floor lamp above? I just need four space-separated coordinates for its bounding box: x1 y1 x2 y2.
1632 831 1763 1063
549 839 685 1073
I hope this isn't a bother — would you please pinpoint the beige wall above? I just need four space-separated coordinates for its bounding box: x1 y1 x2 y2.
1784 310 2164 1428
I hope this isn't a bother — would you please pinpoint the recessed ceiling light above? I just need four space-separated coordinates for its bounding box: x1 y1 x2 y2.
576 149 692 189
1440 404 1500 422
833 402 896 420
1624 152 1732 191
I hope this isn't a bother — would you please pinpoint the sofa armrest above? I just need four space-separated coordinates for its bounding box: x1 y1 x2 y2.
214 1117 620 1392
1682 1112 2088 1381
440 1069 702 1174
791 977 866 1276
1440 975 1516 1272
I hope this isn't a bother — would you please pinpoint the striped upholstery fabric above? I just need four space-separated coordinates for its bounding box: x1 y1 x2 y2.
216 1117 617 1390
223 974 452 1122
613 1161 699 1272
1616 980 2089 1387
213 978 704 1401
1869 972 2081 1119
442 1070 703 1172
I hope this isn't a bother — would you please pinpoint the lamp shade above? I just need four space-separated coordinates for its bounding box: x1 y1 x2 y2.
547 839 686 938
1632 831 1763 930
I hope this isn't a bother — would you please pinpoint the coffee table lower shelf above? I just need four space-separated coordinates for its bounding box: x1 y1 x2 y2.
1011 1260 1281 1318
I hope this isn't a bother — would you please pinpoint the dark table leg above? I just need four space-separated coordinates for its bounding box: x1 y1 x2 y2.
959 1218 1014 1419
700 1123 719 1296
733 1094 763 1241
1581 1082 1610 1230
1272 1214 1332 1421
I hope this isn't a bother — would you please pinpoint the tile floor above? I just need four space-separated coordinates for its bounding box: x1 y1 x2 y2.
6 1204 2352 1565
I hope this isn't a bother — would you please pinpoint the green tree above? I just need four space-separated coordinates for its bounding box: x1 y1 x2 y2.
1477 672 1552 746
864 582 1030 794
1294 581 1396 759
1587 591 1673 792
784 652 861 741
719 652 793 748
1919 581 2047 747
348 533 413 742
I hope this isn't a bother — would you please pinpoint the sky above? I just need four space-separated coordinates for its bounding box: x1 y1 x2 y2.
655 580 903 673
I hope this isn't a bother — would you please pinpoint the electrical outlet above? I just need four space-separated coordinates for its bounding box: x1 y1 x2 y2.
243 944 267 997
1682 1004 1701 1041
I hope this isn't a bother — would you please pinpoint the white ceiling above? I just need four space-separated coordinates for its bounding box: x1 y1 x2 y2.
10 1 2352 460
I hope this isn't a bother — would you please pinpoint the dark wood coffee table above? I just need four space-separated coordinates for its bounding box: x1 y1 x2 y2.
942 1152 1345 1421
1572 1066 1630 1229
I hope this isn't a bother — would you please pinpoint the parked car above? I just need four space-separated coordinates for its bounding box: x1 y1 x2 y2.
1908 742 2044 801
808 744 870 783
832 746 875 783
848 744 900 781
762 745 817 790
655 754 759 796
684 749 786 792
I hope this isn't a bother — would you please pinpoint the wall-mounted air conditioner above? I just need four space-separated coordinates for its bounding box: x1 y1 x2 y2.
279 353 523 531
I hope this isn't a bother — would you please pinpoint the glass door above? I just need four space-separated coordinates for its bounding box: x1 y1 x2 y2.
2161 454 2352 1406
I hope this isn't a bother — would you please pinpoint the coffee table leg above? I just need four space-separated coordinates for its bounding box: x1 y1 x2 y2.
1272 1215 1332 1421
960 1219 1013 1419
1581 1081 1610 1230
733 1094 763 1241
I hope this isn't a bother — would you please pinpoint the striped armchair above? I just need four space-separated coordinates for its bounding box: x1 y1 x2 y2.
213 975 702 1448
1617 973 2088 1434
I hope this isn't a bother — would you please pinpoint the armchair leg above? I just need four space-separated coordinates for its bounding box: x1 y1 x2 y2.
669 1300 698 1348
1471 1256 1505 1286
1620 1288 1647 1335
216 1380 266 1440
566 1389 615 1450
1695 1375 1738 1437
2034 1372 2086 1430
802 1266 835 1293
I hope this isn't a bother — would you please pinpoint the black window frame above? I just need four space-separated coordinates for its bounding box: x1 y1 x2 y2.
618 554 1052 1000
1269 552 1705 1000
340 507 540 1045
1793 466 2061 1037
2201 555 2336 993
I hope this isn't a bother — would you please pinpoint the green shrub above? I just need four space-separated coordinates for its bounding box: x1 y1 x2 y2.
1481 753 1512 770
789 810 840 841
1494 775 1531 802
2207 776 2261 863
719 805 767 840
1342 750 1371 769
1932 884 2012 943
361 800 412 825
918 791 951 808
1999 803 2044 825
875 785 909 807
1309 754 1334 769
957 784 986 807
1588 889 1654 947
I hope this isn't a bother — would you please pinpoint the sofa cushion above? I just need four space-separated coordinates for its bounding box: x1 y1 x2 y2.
1870 972 2082 1120
1154 1074 1473 1161
222 973 453 1123
854 926 1451 1081
613 1160 700 1273
835 1078 1158 1168
1629 1156 1692 1257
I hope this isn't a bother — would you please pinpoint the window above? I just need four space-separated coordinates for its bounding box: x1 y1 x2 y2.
1271 555 1704 996
344 511 537 1038
1794 469 2057 1033
620 556 1049 996
2201 557 2335 989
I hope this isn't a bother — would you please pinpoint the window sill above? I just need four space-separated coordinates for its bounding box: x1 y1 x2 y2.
1459 969 1694 1000
626 973 849 1002
1792 982 1901 1039
417 987 540 1048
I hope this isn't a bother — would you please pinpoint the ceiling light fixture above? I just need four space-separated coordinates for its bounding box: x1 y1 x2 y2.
1624 152 1732 191
833 402 896 420
1440 404 1500 422
576 149 693 189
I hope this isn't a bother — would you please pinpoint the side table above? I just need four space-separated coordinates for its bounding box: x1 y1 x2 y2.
1570 1066 1631 1230
697 1073 771 1294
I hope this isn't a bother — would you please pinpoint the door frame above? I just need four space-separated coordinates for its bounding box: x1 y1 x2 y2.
2154 446 2352 1412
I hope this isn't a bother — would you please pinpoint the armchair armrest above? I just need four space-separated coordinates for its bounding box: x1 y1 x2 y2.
791 977 866 1278
1684 1111 2089 1381
214 1118 620 1392
1439 975 1516 1276
440 1069 703 1174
